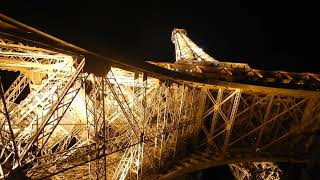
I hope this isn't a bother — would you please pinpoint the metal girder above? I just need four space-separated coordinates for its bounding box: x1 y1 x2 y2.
156 148 304 180
18 58 85 163
0 77 20 174
2 73 29 109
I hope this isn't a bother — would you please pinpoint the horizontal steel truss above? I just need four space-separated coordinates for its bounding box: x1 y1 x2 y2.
156 85 320 179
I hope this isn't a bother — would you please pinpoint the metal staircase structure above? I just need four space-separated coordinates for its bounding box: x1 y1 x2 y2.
1 14 320 179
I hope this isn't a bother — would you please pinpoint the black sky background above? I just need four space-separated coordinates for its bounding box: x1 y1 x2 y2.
1 1 319 72
1 1 319 179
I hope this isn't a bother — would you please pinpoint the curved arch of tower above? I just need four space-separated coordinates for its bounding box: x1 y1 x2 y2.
1 14 320 179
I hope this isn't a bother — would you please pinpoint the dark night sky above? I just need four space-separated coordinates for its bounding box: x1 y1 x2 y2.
1 1 319 73
1 1 319 179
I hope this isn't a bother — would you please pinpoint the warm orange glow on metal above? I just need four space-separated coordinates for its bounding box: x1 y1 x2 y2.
1 28 319 180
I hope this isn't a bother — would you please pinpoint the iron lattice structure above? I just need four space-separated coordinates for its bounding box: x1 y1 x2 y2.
0 15 320 179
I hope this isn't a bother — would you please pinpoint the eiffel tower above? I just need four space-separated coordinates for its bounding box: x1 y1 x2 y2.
0 14 319 179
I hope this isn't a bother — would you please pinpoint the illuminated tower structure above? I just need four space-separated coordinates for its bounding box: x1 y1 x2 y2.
1 14 320 179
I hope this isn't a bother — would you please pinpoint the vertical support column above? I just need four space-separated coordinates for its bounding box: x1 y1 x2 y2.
192 88 207 148
133 72 139 122
195 89 207 131
143 73 147 131
137 72 148 179
87 76 105 179
153 85 164 167
223 89 241 153
256 95 274 148
102 77 107 180
93 76 100 179
85 75 91 179
208 88 223 146
159 86 169 167
0 76 20 167
171 85 185 158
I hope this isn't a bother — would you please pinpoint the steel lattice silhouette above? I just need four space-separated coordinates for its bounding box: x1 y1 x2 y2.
0 14 319 179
